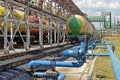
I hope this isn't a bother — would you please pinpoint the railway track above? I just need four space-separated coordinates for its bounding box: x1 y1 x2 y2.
0 43 69 61
0 43 79 70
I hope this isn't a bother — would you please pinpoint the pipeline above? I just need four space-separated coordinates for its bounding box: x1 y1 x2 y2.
105 41 120 80
27 40 105 79
34 72 66 80
28 60 83 68
28 40 87 80
28 40 87 68
88 40 101 49
58 73 66 80
86 53 109 56
63 49 83 58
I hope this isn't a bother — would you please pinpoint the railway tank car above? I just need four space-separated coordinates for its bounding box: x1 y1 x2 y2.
0 5 65 46
0 5 49 34
0 6 26 33
66 15 99 43
0 5 50 46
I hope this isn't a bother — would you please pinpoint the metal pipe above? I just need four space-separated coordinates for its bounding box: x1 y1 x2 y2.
34 72 66 80
86 53 109 56
72 46 80 49
80 40 86 52
88 40 101 49
28 60 83 68
63 40 87 62
88 43 96 49
34 72 46 77
63 49 76 57
58 73 66 80
105 41 120 80
63 52 109 58
63 49 82 58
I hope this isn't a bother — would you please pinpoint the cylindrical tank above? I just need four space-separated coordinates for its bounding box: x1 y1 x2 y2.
0 6 26 33
66 15 94 35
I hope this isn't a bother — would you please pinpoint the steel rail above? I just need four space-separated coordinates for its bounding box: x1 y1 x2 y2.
0 43 72 61
0 43 78 69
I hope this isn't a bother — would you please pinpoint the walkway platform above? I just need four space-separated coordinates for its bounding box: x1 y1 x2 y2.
56 56 96 80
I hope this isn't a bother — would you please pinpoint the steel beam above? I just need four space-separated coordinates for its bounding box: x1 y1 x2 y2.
26 8 30 50
39 14 43 48
4 0 8 54
50 17 53 46
57 20 60 45
9 5 14 50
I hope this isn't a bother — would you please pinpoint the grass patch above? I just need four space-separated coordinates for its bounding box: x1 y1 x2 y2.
92 57 115 80
92 35 120 80
103 35 120 58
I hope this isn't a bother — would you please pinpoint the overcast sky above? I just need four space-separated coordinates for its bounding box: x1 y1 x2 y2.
73 0 120 29
73 0 120 17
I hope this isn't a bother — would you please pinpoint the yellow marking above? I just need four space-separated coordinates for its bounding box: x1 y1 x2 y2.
76 15 86 33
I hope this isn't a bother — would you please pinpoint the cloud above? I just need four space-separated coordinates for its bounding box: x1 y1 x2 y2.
73 0 120 16
108 2 120 9
73 0 120 29
74 0 120 9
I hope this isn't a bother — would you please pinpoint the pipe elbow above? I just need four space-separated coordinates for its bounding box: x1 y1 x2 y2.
79 48 85 54
28 60 36 68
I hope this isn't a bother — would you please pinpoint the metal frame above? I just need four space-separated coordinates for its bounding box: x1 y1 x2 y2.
0 0 84 54
4 0 8 53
